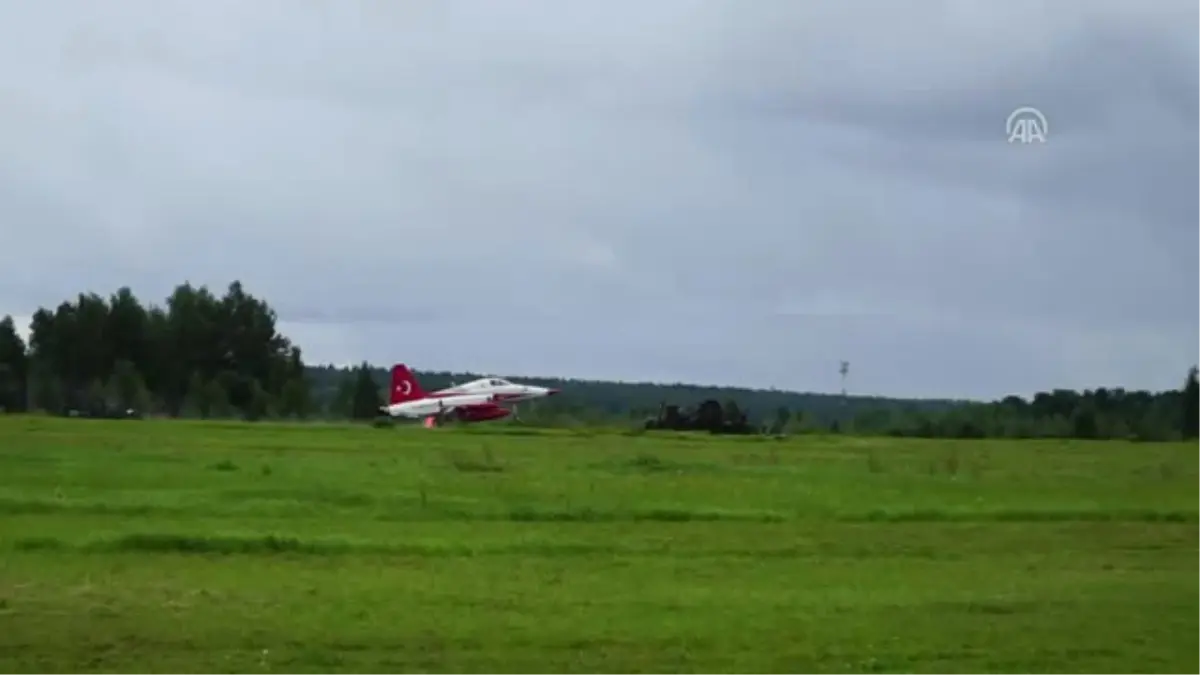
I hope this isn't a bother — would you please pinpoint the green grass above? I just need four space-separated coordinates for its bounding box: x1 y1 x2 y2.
0 415 1195 673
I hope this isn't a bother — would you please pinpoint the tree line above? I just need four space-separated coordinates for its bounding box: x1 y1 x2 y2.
1 283 1196 441
643 400 753 435
0 282 309 420
851 378 1198 442
648 370 1198 442
301 364 962 427
311 363 1199 442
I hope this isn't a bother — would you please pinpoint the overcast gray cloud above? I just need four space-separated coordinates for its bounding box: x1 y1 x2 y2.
1 0 1196 399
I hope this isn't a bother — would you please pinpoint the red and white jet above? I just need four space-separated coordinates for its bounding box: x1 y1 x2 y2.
380 364 559 427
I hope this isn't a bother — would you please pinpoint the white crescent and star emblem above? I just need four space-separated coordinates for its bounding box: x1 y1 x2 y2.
395 381 412 395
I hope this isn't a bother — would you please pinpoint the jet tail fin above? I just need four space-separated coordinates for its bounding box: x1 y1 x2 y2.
389 364 426 404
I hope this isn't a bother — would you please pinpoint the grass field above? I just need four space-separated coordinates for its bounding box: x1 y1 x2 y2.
0 415 1195 673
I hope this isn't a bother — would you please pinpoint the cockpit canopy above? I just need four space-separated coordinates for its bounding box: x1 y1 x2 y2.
487 378 512 387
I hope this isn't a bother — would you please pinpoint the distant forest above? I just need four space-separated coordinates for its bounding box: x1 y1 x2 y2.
304 363 962 426
2 281 1197 442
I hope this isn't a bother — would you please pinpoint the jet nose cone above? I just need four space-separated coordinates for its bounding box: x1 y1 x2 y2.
545 388 560 396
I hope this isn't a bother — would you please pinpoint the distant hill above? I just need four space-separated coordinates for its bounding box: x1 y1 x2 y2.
303 364 967 426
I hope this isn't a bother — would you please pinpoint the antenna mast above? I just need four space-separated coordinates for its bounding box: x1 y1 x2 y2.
839 360 850 400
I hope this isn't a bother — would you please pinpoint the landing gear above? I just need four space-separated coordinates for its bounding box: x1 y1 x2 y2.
423 411 450 428
423 400 454 428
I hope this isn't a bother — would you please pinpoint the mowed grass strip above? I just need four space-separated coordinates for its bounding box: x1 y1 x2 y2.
0 416 1195 673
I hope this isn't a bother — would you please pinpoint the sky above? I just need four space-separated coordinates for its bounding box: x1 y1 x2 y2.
1 0 1196 400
